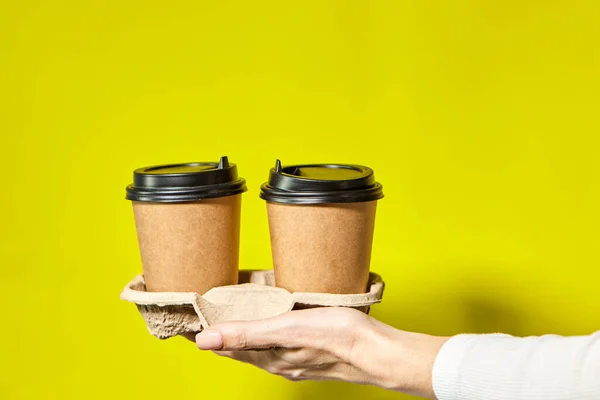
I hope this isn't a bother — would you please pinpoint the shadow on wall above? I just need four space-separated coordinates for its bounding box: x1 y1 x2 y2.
289 262 532 400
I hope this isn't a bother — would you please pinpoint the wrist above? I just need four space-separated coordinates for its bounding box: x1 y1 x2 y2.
368 321 449 398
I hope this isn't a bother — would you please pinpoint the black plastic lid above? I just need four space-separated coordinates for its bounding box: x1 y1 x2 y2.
260 160 384 204
126 156 247 202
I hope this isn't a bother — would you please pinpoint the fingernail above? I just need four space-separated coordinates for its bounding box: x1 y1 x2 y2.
196 330 224 350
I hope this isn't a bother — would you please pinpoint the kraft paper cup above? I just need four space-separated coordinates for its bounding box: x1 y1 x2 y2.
260 160 383 294
126 156 246 295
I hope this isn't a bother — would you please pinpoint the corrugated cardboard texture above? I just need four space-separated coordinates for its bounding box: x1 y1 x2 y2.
132 194 241 294
266 201 377 294
120 270 385 339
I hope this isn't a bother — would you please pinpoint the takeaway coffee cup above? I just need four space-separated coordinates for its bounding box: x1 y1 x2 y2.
126 156 246 294
260 160 383 294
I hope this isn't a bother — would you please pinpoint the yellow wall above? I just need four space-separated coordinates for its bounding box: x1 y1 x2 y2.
1 1 599 399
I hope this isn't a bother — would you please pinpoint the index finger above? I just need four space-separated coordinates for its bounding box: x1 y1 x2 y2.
196 312 300 351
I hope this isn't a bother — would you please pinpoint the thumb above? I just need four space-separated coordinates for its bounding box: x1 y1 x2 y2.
195 318 289 351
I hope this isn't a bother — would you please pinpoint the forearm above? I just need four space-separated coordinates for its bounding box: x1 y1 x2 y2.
432 331 600 400
360 322 600 400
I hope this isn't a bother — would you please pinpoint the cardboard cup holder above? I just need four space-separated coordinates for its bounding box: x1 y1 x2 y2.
120 269 385 339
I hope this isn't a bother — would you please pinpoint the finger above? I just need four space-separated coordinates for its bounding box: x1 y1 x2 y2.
195 330 224 350
213 350 274 368
197 315 299 351
213 350 258 364
212 350 235 359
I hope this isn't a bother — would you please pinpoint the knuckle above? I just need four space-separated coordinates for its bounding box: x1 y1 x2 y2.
265 364 284 375
283 349 311 364
231 329 248 349
335 308 362 327
290 369 305 379
281 369 308 382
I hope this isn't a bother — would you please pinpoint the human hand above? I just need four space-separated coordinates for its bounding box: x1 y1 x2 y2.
195 307 447 398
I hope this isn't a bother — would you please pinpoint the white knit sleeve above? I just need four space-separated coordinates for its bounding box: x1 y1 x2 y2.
432 331 600 400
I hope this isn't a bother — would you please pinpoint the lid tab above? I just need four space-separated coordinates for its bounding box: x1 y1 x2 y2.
218 156 230 169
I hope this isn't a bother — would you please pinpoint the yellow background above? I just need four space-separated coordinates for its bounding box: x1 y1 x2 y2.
1 1 599 399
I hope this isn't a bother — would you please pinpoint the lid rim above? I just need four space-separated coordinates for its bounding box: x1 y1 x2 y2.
127 181 247 202
260 193 384 205
260 183 383 204
127 178 247 192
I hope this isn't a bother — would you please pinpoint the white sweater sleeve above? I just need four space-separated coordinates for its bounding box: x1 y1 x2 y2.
432 331 600 400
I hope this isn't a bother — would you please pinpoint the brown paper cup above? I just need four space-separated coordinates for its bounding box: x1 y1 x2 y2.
133 194 241 294
267 200 377 294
